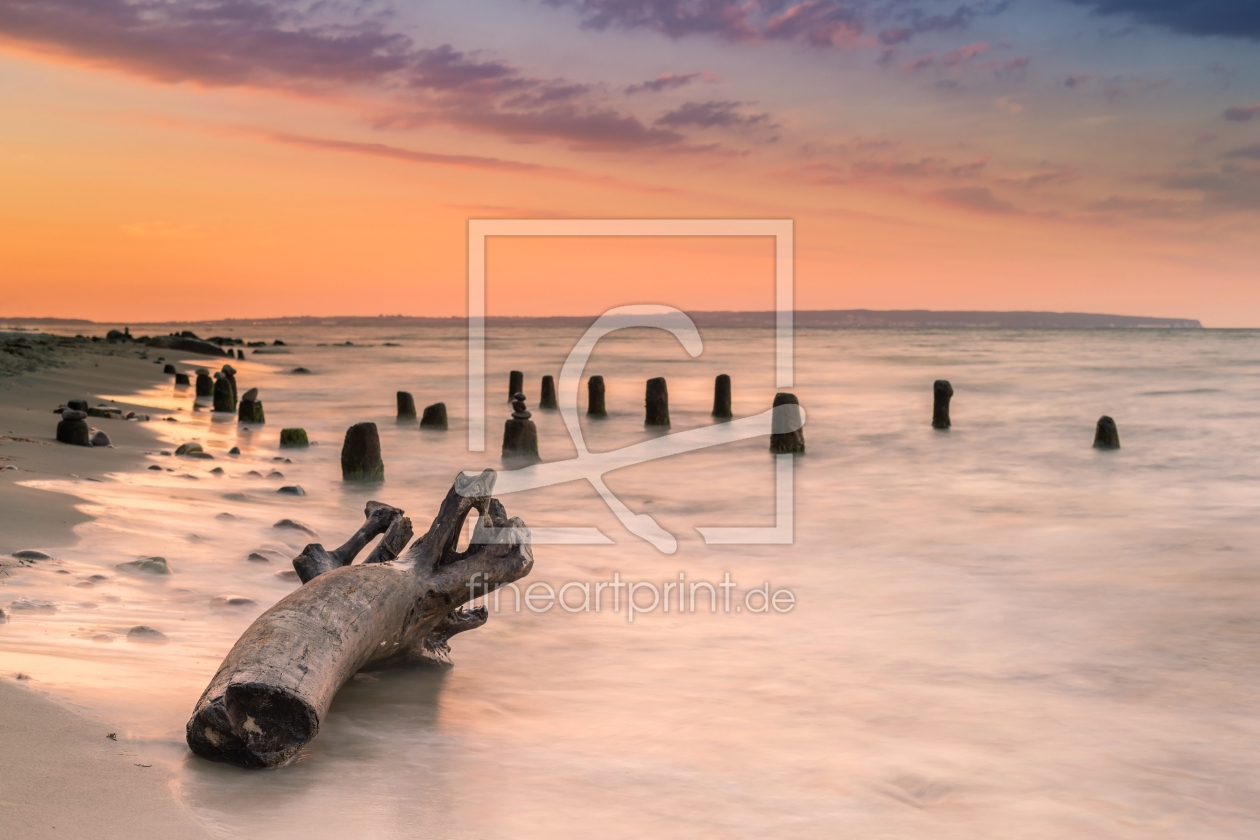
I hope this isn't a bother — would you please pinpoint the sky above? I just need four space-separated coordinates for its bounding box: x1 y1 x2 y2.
0 1 1258 325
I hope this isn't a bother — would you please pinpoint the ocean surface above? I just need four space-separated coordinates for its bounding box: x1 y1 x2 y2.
4 324 1260 838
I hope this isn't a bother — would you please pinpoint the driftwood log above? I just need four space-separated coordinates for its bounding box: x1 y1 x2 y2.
186 470 532 768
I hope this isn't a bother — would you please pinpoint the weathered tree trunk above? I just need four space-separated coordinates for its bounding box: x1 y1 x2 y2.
186 470 532 768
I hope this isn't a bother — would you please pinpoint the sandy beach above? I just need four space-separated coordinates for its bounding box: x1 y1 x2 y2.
0 332 214 838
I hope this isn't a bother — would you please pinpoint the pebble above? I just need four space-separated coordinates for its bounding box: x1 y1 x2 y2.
11 550 53 561
228 446 241 455
2 465 17 471
89 430 112 447
291 367 312 374
116 557 172 575
92 634 112 643
62 409 88 421
211 594 257 608
277 485 305 495
127 626 168 643
186 452 215 460
210 467 225 475
247 552 271 563
215 512 236 520
268 470 284 478
246 470 262 477
274 569 299 582
273 519 317 537
8 597 56 612
148 464 162 470
174 442 203 455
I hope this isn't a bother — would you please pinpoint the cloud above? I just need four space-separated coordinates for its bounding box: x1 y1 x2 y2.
1084 195 1203 220
0 0 699 152
932 186 1017 213
1224 104 1260 122
655 100 773 129
265 133 545 171
1064 73 1095 88
998 169 1079 188
1066 1 1260 40
625 72 704 94
903 42 988 71
549 0 1011 48
1223 145 1260 161
1162 167 1260 210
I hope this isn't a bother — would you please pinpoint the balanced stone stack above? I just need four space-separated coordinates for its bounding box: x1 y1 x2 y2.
279 428 309 448
341 422 384 481
56 409 91 446
539 376 558 410
712 374 732 420
769 392 805 454
502 393 539 461
1093 416 1120 449
508 370 524 402
587 375 607 418
645 377 669 426
238 387 265 423
397 391 417 421
195 370 214 397
420 402 448 430
932 380 954 430
67 399 89 412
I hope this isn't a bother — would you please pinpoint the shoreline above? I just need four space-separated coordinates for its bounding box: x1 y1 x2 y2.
0 334 217 838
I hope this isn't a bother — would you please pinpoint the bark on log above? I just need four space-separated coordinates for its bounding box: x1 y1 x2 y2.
186 470 532 768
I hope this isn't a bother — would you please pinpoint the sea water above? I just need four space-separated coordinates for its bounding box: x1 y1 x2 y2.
4 325 1260 838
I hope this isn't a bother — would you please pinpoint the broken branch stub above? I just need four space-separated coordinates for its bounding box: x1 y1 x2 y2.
186 469 532 768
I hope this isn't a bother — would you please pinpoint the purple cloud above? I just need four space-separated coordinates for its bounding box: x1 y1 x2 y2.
1224 104 1260 122
655 100 773 129
625 72 704 94
933 186 1017 213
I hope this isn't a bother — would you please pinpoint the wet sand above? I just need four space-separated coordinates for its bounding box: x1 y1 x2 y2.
0 332 215 837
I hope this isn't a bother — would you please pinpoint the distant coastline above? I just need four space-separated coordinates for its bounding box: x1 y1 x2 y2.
1 309 1203 329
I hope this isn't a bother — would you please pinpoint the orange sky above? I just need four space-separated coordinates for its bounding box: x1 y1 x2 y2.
1 2 1258 325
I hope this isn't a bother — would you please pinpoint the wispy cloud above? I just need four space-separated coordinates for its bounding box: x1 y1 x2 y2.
655 100 773 129
1067 1 1260 41
625 71 707 94
1224 103 1260 122
933 186 1017 213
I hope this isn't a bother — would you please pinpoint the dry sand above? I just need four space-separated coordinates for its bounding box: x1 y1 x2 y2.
0 332 217 837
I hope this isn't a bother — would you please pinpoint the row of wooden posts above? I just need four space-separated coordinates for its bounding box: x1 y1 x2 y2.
322 374 1120 483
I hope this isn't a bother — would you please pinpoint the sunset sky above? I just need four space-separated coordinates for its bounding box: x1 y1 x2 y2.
1 1 1258 324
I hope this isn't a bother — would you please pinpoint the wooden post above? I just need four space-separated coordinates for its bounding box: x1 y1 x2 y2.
712 374 732 420
1093 416 1120 449
341 422 384 481
508 370 523 402
587 376 607 418
397 391 417 420
645 377 669 426
932 380 953 430
769 393 805 454
420 402 448 430
539 375 558 409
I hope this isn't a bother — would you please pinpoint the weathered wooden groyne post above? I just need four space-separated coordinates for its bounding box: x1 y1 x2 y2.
397 391 417 421
932 380 953 430
508 370 523 402
342 422 384 481
1093 416 1120 449
770 393 805 454
213 374 237 413
420 402 448 430
539 375 558 410
588 376 607 417
195 370 214 397
238 388 265 423
502 393 539 461
645 377 669 426
712 374 732 420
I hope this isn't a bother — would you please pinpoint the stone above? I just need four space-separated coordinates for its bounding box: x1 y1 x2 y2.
211 595 258 610
116 557 171 575
127 626 168 643
274 569 299 582
241 388 258 402
3 465 18 471
213 376 236 413
90 430 112 447
238 399 265 423
106 329 128 342
502 394 539 461
56 418 91 446
274 518 318 536
8 597 55 612
0 607 6 623
163 364 177 374
1094 416 1121 450
210 467 225 475
932 380 953 430
277 485 306 495
279 428 309 448
291 367 311 374
174 373 191 385
587 375 607 417
420 402 448 430
645 377 669 426
11 550 52 561
270 469 285 476
186 452 215 460
67 399 89 412
341 422 384 481
87 406 121 418
769 393 805 454
247 552 270 563
175 442 204 455
61 409 87 421
508 370 523 402
712 373 733 420
228 446 241 455
273 339 286 346
397 391 417 420
195 372 214 397
236 349 245 360
148 464 162 470
539 375 558 409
